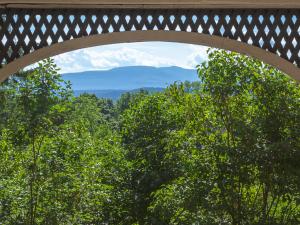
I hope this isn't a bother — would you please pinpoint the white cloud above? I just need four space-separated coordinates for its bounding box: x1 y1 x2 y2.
186 45 209 68
83 46 176 68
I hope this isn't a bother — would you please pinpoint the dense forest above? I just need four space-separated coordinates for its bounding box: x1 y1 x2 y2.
0 50 299 225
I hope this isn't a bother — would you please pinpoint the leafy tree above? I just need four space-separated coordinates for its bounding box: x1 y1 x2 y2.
148 50 300 225
120 86 196 224
116 89 149 116
196 50 300 224
0 59 73 224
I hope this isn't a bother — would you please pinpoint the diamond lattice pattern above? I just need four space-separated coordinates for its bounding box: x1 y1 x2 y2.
0 9 299 66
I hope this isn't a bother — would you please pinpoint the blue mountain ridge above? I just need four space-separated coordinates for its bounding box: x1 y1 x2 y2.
62 66 199 100
62 66 198 90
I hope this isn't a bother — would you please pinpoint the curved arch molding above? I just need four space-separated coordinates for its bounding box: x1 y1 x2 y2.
0 31 299 83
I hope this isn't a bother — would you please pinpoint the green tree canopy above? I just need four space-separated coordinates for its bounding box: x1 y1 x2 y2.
0 51 299 225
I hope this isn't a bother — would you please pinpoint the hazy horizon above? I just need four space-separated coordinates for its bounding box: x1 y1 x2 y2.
52 42 208 74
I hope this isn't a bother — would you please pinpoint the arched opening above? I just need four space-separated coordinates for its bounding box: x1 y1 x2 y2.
1 31 300 83
1 29 299 225
1 3 300 224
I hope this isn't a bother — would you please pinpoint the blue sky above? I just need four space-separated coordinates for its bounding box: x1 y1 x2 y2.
52 42 209 74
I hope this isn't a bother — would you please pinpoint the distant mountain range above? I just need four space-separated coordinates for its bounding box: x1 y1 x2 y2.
62 66 198 100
